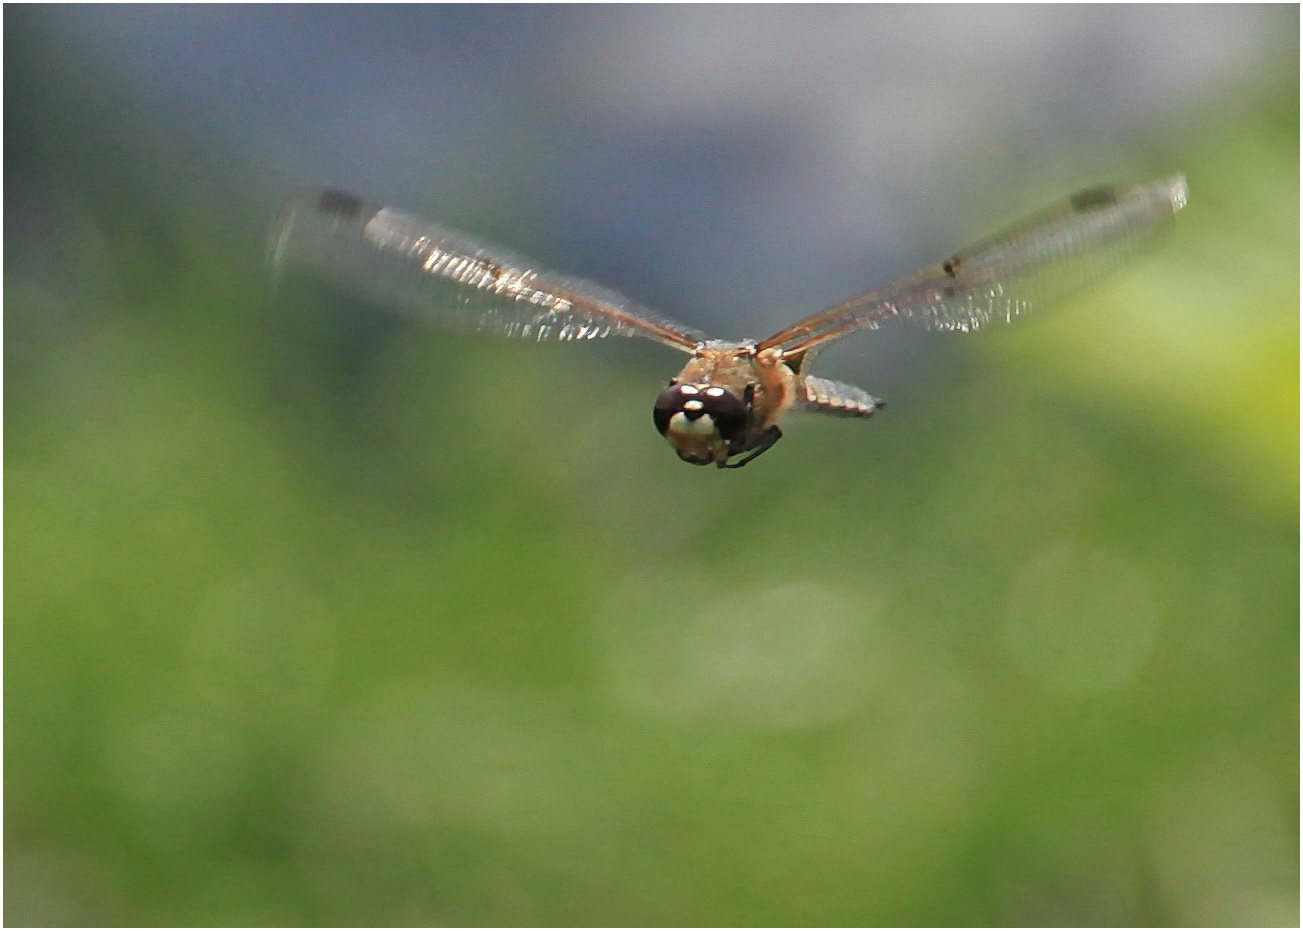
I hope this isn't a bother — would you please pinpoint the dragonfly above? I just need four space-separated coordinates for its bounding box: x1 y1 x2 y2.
272 174 1187 468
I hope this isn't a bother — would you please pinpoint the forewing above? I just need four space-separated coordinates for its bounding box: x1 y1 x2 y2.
759 174 1188 355
272 189 706 352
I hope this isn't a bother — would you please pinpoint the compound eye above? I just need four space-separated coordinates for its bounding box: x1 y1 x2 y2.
698 388 749 444
652 384 693 436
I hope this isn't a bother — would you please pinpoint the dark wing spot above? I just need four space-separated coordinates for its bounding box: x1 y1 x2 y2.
1070 185 1119 211
316 189 367 219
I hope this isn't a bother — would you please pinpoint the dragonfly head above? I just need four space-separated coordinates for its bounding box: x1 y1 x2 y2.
653 382 749 466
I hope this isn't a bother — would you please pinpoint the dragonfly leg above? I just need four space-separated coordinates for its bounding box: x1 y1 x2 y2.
718 426 783 469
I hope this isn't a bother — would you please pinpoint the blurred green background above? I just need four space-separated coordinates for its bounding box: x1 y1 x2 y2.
6 7 1297 927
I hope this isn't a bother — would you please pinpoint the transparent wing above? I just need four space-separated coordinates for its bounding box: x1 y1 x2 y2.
758 174 1188 355
272 189 707 352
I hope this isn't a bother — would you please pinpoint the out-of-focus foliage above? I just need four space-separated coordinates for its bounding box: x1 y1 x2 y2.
6 7 1297 927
